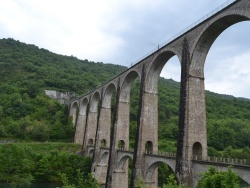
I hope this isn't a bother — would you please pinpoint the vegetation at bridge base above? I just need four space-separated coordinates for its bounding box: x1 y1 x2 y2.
160 166 245 188
59 170 100 188
161 174 189 188
0 143 100 188
134 167 245 188
197 166 241 188
134 174 189 188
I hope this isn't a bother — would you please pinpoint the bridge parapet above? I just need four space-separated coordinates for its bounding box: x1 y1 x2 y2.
94 146 250 167
192 155 250 166
149 151 176 158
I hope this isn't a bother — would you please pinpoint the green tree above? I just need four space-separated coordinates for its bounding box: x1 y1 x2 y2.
60 169 100 188
135 177 147 188
197 166 240 188
162 174 188 188
0 144 35 187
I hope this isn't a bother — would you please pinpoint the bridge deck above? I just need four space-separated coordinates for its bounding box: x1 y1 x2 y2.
99 147 250 167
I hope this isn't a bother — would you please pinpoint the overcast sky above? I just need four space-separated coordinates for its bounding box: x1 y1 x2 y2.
1 0 250 98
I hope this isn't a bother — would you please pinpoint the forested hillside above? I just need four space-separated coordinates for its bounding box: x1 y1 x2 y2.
0 38 249 159
0 38 126 141
0 143 99 187
0 38 126 94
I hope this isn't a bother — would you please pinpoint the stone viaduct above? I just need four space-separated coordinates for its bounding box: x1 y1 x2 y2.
69 0 250 187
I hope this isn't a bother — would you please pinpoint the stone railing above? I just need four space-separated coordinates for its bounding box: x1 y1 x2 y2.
117 148 134 153
99 147 249 166
144 151 176 157
192 155 250 166
144 151 249 166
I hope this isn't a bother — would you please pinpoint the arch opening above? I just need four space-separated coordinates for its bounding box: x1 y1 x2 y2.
74 98 88 144
192 142 202 160
192 14 250 157
145 141 153 154
120 70 140 102
89 91 101 112
147 53 181 153
70 102 79 127
146 51 180 93
79 98 88 115
145 161 175 187
88 139 94 146
101 139 107 148
118 140 125 150
99 82 116 152
117 154 134 187
84 91 101 150
144 52 181 185
191 14 249 77
128 76 140 149
100 151 109 164
119 70 140 149
108 70 140 188
103 83 116 108
203 19 250 99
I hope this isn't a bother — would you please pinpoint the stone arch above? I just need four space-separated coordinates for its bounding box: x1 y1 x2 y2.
142 49 182 167
70 101 79 126
145 49 181 93
100 151 109 164
83 91 101 150
191 12 250 77
74 97 89 144
101 139 107 147
118 140 125 150
95 83 116 155
102 82 116 108
89 91 101 112
145 161 175 182
120 70 140 102
79 97 88 115
192 142 202 160
145 141 153 154
117 155 133 170
189 10 250 162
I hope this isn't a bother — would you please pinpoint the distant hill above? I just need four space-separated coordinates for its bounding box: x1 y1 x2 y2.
0 38 249 156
